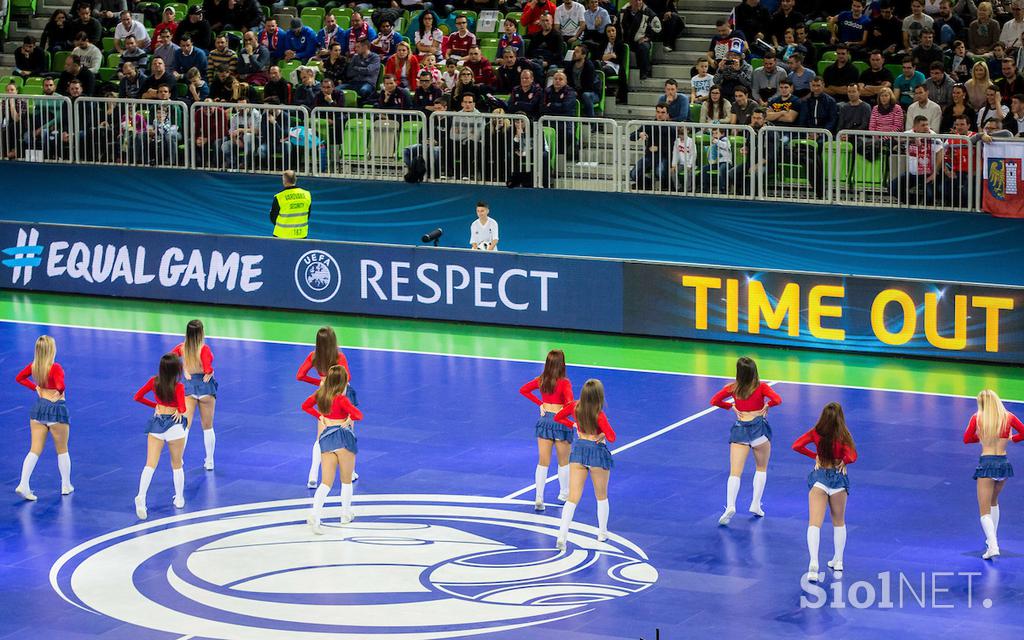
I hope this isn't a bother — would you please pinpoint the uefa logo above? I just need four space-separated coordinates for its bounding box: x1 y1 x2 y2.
294 249 341 303
50 495 658 639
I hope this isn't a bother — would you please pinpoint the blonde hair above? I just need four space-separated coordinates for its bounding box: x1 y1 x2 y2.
32 335 56 389
967 60 991 86
976 389 1008 440
183 319 204 373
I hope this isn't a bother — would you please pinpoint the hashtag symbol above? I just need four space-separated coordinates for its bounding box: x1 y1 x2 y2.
1 228 43 285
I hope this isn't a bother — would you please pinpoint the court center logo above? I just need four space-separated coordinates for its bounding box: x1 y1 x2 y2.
2 227 43 285
50 495 657 640
294 249 341 303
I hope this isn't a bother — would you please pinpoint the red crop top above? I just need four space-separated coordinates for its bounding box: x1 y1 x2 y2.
963 413 1024 443
302 392 364 421
791 428 858 464
16 363 66 393
296 351 352 386
710 382 782 411
554 401 617 442
172 343 214 374
520 377 573 406
134 377 187 412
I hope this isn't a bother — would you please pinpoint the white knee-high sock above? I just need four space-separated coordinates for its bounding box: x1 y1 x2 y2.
203 429 216 463
57 452 72 489
172 467 185 500
557 465 570 497
726 476 740 510
308 440 322 483
981 514 998 547
137 466 155 501
341 482 353 514
19 452 39 489
312 483 330 521
991 505 1000 532
832 525 847 564
558 500 578 543
807 525 821 569
751 470 767 508
596 499 609 536
534 465 547 503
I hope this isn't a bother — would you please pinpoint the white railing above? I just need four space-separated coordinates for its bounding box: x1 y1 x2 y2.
311 107 427 182
538 116 620 192
428 110 533 186
74 97 190 168
189 101 310 174
0 94 74 164
758 125 833 204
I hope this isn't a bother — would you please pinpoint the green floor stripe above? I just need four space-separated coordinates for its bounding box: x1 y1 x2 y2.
2 291 1022 401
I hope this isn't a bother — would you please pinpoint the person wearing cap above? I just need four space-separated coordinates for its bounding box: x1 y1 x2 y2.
174 5 213 51
152 7 178 52
258 17 288 62
172 33 209 79
283 17 318 62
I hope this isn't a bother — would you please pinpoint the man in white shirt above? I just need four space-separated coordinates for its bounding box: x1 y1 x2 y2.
114 10 150 51
905 83 941 131
1000 0 1024 51
470 201 499 251
555 0 586 45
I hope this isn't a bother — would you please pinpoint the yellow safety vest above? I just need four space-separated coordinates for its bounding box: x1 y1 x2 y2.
272 187 312 239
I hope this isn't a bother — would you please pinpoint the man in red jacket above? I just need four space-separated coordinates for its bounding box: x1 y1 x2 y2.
521 0 557 36
463 46 497 90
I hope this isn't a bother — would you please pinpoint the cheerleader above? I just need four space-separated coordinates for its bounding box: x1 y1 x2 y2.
710 357 782 525
792 402 857 581
303 365 363 533
172 320 217 470
964 389 1024 560
553 379 616 550
296 326 358 488
132 353 189 520
14 335 73 500
519 349 574 511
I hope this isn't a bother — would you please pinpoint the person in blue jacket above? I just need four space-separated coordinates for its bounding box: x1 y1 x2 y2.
801 76 838 133
283 17 318 61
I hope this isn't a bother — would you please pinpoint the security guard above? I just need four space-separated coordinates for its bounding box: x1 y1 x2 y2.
270 170 312 239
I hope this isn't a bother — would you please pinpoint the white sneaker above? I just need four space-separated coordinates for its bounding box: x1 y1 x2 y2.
827 559 844 572
340 511 354 525
718 507 736 526
983 545 1000 560
61 485 75 496
749 503 765 517
557 493 568 502
534 501 546 512
597 532 608 542
173 495 185 509
135 496 148 520
352 471 359 482
15 486 37 501
204 459 214 471
806 564 820 582
556 538 566 551
308 516 323 535
307 480 318 489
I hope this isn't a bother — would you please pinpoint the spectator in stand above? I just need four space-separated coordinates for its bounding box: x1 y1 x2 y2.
58 54 96 96
173 34 208 80
183 66 210 105
706 18 749 73
669 125 697 192
995 57 1024 101
386 42 421 89
544 70 578 116
14 37 46 79
119 35 149 72
714 51 752 99
71 32 102 74
766 78 801 123
977 114 1013 143
499 18 526 57
153 29 180 70
371 19 403 61
620 0 660 80
221 96 261 169
114 10 150 52
1002 93 1024 132
838 82 872 131
692 56 715 104
341 39 381 102
313 77 345 109
770 0 805 47
941 114 974 205
751 50 787 103
802 77 839 132
565 44 597 116
238 30 271 84
934 0 966 44
508 68 544 119
522 0 558 36
1000 0 1024 52
228 0 263 32
442 58 460 93
787 52 816 97
447 93 485 179
894 56 927 106
259 18 287 62
209 35 239 74
582 0 611 51
263 65 292 104
175 6 213 51
211 65 242 102
925 61 955 105
824 45 859 100
830 0 871 56
555 0 587 46
859 50 895 104
701 85 734 123
377 74 412 109
41 10 72 53
733 85 757 124
69 6 103 47
496 48 535 92
866 1 903 60
629 104 673 189
794 24 818 70
282 18 318 62
904 0 935 50
464 46 498 89
947 40 972 81
321 42 347 84
658 78 689 122
445 15 478 59
735 0 771 45
913 30 945 73
414 11 443 59
118 61 146 98
600 24 629 102
204 0 230 33
151 8 177 52
142 57 174 98
778 27 808 65
646 0 685 53
872 88 907 134
890 115 945 204
413 71 443 112
977 83 1009 126
526 14 564 73
316 14 343 56
969 2 1001 56
906 83 943 129
986 42 1005 77
940 82 977 130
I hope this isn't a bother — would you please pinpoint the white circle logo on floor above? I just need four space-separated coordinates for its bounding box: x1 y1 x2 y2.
50 495 657 639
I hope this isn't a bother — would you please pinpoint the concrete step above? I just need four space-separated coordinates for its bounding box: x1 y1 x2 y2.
636 77 691 91
679 10 729 23
651 63 693 78
604 100 656 119
0 54 16 67
684 23 718 38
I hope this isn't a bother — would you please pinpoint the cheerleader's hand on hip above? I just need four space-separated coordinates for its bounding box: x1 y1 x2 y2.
171 411 183 424
203 373 212 383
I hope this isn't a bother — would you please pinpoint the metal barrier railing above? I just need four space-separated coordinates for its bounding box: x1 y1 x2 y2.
0 94 74 164
74 97 190 168
311 107 427 181
537 116 620 192
757 125 834 204
189 102 310 174
428 111 533 186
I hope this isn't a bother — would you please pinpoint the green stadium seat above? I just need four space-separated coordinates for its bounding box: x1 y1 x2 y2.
824 140 853 187
98 67 119 82
689 102 701 122
102 36 116 53
342 89 358 107
397 120 423 158
106 53 121 67
21 85 45 95
25 76 44 88
301 7 326 19
342 117 370 159
1 75 24 88
821 50 837 63
51 51 70 72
